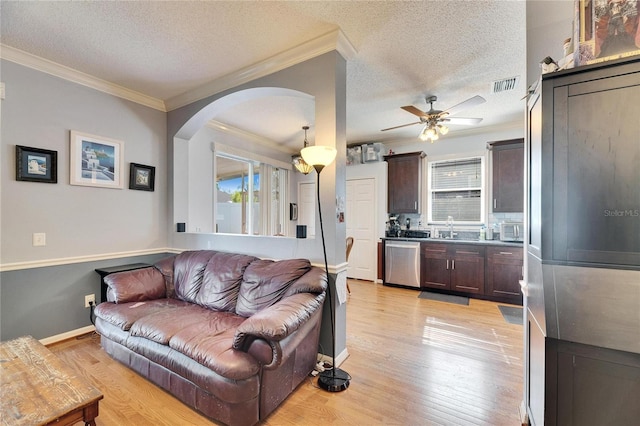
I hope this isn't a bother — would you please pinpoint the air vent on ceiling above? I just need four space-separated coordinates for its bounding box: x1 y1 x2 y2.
490 76 520 94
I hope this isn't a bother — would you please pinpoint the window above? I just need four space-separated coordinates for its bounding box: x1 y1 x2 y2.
428 157 484 223
215 153 289 236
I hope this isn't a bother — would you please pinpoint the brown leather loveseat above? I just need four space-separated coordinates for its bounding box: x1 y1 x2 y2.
94 250 327 426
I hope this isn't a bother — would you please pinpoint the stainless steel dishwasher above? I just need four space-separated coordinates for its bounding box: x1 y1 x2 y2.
384 240 421 288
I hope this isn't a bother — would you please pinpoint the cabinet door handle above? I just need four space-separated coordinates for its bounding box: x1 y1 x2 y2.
494 199 497 209
446 259 449 270
415 201 417 210
452 259 455 270
500 252 513 255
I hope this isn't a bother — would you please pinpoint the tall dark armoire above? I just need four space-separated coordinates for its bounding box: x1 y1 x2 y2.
525 57 640 426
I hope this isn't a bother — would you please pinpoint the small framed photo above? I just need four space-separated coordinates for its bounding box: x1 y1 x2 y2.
70 130 124 189
129 163 155 191
16 145 58 183
290 203 298 220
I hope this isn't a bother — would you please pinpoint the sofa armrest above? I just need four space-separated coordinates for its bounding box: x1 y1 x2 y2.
232 292 325 362
105 267 167 303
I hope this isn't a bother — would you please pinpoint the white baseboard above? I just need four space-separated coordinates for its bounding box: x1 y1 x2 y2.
39 325 95 346
317 348 349 367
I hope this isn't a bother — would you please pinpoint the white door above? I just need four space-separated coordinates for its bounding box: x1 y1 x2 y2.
298 182 316 238
346 178 376 281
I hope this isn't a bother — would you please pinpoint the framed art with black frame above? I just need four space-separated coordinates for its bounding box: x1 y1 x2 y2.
16 145 58 184
129 162 155 191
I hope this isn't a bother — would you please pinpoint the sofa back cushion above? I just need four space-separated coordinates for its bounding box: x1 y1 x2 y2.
173 251 217 303
196 252 258 312
236 259 311 317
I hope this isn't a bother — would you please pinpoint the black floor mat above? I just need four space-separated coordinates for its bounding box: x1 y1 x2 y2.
498 305 523 325
418 292 469 306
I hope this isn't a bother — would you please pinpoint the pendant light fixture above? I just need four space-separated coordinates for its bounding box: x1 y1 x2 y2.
292 126 315 175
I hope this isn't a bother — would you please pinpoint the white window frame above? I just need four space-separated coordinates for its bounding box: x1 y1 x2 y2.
427 155 486 225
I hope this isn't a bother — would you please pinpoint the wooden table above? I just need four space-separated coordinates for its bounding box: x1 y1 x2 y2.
0 336 103 426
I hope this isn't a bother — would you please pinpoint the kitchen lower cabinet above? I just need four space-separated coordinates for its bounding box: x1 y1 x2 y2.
421 243 485 295
485 246 523 304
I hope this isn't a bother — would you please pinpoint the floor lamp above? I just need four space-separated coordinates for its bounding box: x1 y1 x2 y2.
301 145 351 392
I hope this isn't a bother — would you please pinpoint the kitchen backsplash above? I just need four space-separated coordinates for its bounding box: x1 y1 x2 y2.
388 211 524 240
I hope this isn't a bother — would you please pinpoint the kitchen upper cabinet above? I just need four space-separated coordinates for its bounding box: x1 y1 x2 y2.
384 152 424 214
485 246 523 304
490 139 524 213
421 243 485 294
534 57 640 268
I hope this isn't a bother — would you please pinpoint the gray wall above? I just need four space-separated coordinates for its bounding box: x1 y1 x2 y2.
0 59 168 340
526 0 575 87
0 254 170 340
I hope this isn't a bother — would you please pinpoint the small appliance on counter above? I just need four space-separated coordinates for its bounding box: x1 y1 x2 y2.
500 222 523 242
403 229 431 238
386 215 401 237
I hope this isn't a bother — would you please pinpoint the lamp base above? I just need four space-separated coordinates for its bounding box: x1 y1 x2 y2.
318 368 351 392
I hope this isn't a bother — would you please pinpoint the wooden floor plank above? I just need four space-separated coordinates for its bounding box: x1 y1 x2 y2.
47 279 523 425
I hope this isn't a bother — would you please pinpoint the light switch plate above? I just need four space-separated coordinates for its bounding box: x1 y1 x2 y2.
32 233 46 247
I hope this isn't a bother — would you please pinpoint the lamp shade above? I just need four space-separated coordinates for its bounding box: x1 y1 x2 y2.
301 145 337 167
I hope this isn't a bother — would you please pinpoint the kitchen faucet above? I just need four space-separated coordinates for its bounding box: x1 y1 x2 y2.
447 216 454 239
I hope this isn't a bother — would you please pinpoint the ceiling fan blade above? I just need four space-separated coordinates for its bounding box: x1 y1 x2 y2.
381 121 423 131
444 116 483 125
443 95 486 117
401 105 427 118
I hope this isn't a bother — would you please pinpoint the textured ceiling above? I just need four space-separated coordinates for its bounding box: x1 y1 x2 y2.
1 1 527 149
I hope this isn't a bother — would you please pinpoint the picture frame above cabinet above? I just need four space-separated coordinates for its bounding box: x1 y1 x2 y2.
489 139 524 213
384 151 425 214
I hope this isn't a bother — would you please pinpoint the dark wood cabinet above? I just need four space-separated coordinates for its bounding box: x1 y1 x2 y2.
526 58 640 426
490 139 524 213
421 243 485 294
535 58 640 268
485 246 523 304
384 152 424 214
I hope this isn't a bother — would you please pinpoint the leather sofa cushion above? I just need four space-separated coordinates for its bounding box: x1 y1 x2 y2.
154 255 176 298
173 251 215 303
104 267 166 303
168 316 260 380
94 298 191 331
236 259 311 317
196 252 258 312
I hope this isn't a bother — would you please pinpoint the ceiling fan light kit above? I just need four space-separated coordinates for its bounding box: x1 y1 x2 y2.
382 95 486 142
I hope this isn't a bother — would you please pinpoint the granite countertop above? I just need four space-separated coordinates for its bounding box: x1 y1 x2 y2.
381 237 524 247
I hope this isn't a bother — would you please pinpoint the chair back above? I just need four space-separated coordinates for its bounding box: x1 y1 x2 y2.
346 237 354 261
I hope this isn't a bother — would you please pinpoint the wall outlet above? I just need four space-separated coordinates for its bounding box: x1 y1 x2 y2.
32 233 46 247
84 294 95 308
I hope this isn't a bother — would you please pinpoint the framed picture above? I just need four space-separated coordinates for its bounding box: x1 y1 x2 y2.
16 145 57 183
129 163 155 191
290 203 298 220
70 131 124 189
575 0 640 66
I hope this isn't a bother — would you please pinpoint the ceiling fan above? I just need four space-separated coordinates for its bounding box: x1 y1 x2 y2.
381 95 486 142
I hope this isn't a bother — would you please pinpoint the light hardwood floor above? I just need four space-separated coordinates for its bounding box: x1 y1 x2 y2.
48 279 524 425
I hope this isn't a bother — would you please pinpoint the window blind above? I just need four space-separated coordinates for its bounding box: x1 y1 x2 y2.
429 157 483 222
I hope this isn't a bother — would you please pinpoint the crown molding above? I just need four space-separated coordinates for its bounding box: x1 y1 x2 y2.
0 44 167 112
165 28 357 111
